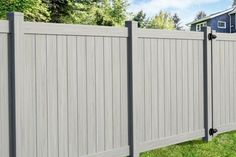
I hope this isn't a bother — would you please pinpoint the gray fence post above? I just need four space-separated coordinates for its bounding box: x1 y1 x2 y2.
7 12 24 157
202 26 213 141
125 21 139 157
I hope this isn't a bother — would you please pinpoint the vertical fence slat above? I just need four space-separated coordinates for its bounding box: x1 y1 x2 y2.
57 35 69 157
158 39 165 138
67 36 78 157
170 39 177 135
103 37 113 151
86 36 96 154
188 40 194 132
77 36 88 156
120 37 129 147
229 41 234 123
35 35 48 157
151 39 158 139
144 38 152 141
164 39 171 137
112 37 121 148
0 33 10 157
95 36 105 152
47 35 59 157
193 40 199 131
182 40 188 133
176 40 183 134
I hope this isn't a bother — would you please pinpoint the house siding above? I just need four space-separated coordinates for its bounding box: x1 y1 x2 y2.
190 13 236 33
190 20 211 31
210 13 230 33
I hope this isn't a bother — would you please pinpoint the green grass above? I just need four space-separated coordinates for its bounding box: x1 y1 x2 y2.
141 131 236 157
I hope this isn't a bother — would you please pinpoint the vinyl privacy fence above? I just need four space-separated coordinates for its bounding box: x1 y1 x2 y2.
0 12 236 157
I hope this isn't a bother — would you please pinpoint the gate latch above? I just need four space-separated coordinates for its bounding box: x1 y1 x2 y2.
209 128 218 136
208 33 217 40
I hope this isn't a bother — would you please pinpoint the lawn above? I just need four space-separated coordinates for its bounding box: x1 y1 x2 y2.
141 131 236 157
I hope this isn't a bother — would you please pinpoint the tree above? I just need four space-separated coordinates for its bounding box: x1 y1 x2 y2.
75 0 128 26
109 0 129 26
172 13 182 30
0 0 50 22
133 10 149 28
195 11 207 20
147 11 175 30
43 0 77 23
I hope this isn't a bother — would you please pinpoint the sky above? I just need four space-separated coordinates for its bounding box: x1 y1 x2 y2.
128 0 233 27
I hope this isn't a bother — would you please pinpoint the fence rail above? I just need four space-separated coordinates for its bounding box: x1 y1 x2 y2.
1 12 236 157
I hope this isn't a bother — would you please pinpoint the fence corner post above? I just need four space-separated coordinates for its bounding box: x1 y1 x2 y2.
202 26 213 141
125 21 139 157
7 12 24 157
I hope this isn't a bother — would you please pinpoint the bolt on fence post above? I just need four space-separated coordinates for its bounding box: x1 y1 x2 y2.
125 21 140 157
202 26 213 141
7 12 24 157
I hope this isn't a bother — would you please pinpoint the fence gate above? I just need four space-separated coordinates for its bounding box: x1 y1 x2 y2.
212 31 236 136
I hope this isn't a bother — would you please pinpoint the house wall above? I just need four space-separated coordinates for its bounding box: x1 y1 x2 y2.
190 13 233 33
190 20 211 31
210 13 230 33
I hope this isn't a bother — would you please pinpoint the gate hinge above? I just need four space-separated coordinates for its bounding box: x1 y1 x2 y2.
208 33 217 40
209 128 218 136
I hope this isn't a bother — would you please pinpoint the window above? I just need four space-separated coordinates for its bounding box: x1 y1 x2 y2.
196 22 207 31
218 21 226 29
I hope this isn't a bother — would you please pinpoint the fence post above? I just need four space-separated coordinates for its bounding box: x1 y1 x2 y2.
7 12 24 157
202 26 213 141
125 21 139 157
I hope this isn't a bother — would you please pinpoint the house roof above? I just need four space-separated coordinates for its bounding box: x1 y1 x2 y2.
186 6 235 26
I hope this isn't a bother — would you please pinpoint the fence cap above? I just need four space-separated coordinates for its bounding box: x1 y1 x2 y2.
7 12 24 17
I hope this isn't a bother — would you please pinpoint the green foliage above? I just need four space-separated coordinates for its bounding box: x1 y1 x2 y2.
141 131 236 157
0 0 182 29
133 10 149 28
0 0 50 22
43 0 77 23
75 0 128 26
147 11 175 30
195 11 207 20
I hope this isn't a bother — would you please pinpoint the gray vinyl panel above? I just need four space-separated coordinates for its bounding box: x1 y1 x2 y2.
18 28 129 156
136 35 205 152
213 34 236 134
6 19 236 157
35 35 48 157
0 20 10 33
0 33 10 157
67 36 78 157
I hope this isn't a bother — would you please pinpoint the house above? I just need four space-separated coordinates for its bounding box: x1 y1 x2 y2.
187 6 236 33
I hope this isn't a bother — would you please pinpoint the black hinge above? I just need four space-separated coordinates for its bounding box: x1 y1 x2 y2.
208 33 217 40
209 128 218 136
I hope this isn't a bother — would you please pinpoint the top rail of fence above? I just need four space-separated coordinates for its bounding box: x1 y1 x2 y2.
23 22 128 37
137 28 204 40
215 32 236 41
0 20 9 33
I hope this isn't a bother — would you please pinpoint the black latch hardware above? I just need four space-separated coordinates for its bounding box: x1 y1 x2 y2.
209 128 218 136
208 33 217 40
